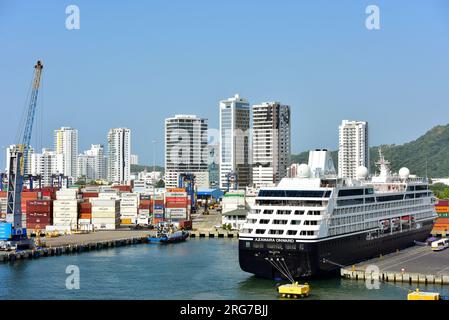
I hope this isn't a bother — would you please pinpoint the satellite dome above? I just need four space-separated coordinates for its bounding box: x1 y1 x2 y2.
297 164 311 178
356 166 369 179
399 167 410 179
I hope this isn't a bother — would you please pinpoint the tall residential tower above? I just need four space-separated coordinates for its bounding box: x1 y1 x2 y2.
54 127 78 179
338 120 369 179
252 102 291 188
219 94 251 190
165 114 209 188
107 128 131 184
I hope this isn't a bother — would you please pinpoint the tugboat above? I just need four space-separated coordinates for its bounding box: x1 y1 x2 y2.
148 223 189 244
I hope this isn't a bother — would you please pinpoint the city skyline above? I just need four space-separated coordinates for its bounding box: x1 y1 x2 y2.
1 1 449 166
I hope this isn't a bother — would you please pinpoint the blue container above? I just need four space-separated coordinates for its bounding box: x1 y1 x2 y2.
154 204 164 210
0 223 12 240
154 214 163 219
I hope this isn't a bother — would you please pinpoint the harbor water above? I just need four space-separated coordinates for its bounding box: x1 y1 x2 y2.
1 238 448 300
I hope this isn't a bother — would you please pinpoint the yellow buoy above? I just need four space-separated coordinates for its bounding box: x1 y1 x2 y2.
278 282 310 299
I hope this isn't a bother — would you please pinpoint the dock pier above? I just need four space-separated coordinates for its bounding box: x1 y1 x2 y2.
189 230 238 238
0 230 152 264
341 245 449 285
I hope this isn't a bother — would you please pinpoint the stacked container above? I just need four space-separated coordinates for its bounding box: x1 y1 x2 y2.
152 193 165 224
53 189 79 230
21 191 40 219
26 200 52 230
91 198 120 230
165 190 188 222
120 193 139 225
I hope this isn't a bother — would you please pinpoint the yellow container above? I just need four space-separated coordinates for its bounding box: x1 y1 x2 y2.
120 218 132 225
278 282 310 298
407 289 440 300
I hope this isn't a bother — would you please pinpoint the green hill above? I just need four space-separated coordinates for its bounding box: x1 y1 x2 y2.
291 124 449 178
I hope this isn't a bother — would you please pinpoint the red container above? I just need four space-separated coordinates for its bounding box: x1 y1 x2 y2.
165 202 187 209
436 218 449 224
179 220 192 230
0 191 7 198
437 200 449 206
27 223 50 230
112 185 132 192
165 197 188 203
82 192 99 198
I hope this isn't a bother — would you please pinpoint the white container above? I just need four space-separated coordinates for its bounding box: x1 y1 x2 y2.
165 208 187 219
93 223 117 230
92 217 119 224
91 207 118 214
78 218 91 224
91 199 118 206
46 225 72 233
54 200 79 206
92 212 119 218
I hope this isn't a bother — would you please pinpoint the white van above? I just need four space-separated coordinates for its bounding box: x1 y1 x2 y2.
431 238 449 251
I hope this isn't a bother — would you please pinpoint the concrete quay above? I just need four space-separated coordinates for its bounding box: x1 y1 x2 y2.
0 230 154 264
189 229 238 238
341 245 449 285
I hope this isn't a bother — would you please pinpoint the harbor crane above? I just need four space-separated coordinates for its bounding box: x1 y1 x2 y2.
0 61 43 250
178 173 196 214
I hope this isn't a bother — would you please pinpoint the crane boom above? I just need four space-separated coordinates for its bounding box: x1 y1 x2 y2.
5 60 43 231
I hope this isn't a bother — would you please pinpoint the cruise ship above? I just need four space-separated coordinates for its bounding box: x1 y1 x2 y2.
239 149 437 279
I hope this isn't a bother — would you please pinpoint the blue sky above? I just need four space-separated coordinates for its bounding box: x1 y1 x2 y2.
1 0 448 167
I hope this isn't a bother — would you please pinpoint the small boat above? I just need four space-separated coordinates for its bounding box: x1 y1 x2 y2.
148 224 189 244
278 282 310 299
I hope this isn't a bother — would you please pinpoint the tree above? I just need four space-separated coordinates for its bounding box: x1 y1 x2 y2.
155 179 165 188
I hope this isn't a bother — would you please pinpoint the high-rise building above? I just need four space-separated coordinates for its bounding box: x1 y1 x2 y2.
165 114 209 188
5 145 34 176
54 127 78 179
130 154 139 165
31 148 64 187
252 102 291 188
338 120 369 179
77 144 107 181
219 94 251 190
107 128 131 184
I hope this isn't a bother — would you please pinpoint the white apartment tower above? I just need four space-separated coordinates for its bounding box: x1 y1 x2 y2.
130 154 139 165
31 148 64 187
107 128 131 184
77 144 107 181
219 94 251 190
165 114 209 188
338 120 369 179
54 127 78 179
252 102 291 188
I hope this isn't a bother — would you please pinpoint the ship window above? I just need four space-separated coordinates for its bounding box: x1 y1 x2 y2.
259 219 270 224
406 193 415 199
241 228 253 234
406 186 415 191
266 243 282 249
308 210 321 215
291 220 301 225
268 229 284 235
273 219 288 225
365 197 375 204
255 229 266 234
277 210 291 215
377 195 404 202
287 230 297 235
415 185 428 191
365 188 374 195
294 210 305 215
247 219 257 224
338 189 364 197
337 198 364 206
304 220 318 226
245 241 251 248
258 190 328 198
263 210 274 214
